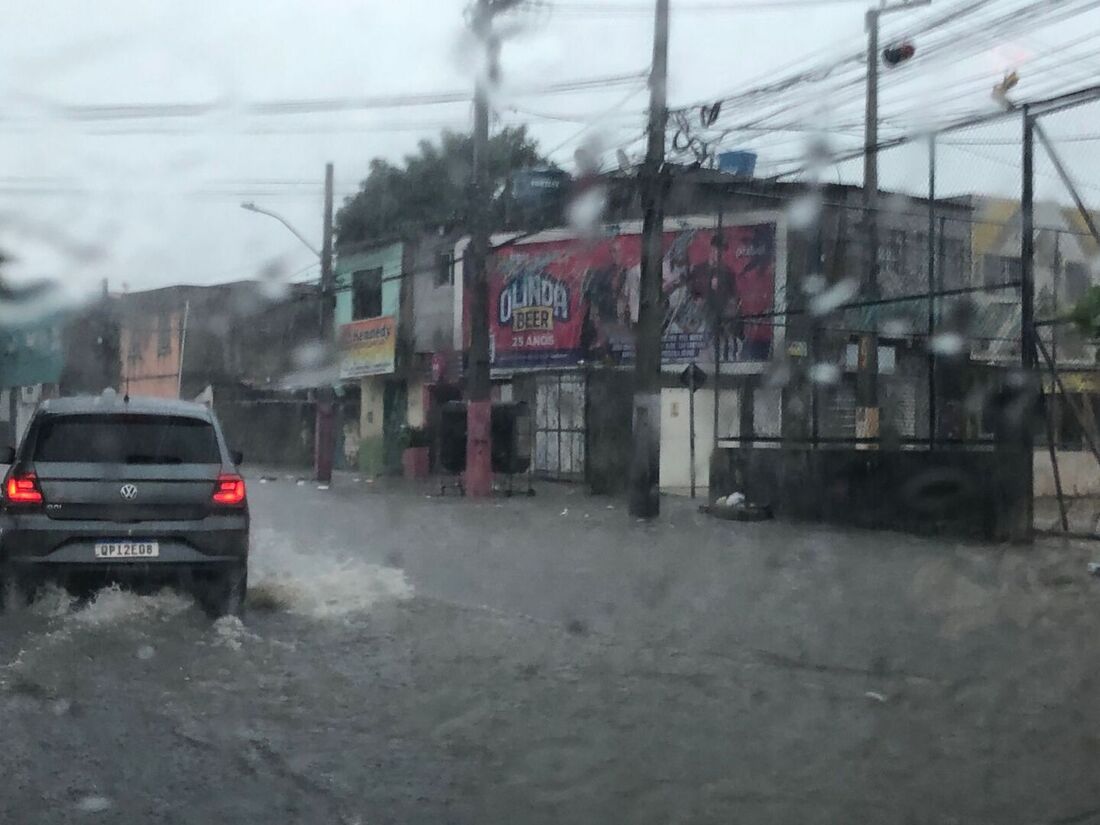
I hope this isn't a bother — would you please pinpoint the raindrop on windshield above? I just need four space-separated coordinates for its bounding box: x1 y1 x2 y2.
75 796 112 813
809 277 859 316
809 362 841 385
929 331 965 355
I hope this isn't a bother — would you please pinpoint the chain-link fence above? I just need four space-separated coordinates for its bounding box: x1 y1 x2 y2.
696 88 1100 537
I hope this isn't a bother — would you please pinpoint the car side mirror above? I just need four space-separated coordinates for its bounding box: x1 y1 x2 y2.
0 446 14 465
230 450 244 466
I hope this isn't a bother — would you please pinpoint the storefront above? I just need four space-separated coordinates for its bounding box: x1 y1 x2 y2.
456 213 787 491
333 240 409 476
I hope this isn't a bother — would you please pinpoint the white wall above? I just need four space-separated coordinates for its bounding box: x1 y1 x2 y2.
1034 450 1100 497
659 388 740 495
406 377 426 429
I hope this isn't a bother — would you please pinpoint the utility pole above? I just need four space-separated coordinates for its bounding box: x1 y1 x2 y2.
858 0 929 443
1021 106 1035 534
629 0 670 518
315 162 336 484
465 0 499 497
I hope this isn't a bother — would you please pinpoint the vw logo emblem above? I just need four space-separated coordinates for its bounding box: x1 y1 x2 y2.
119 484 138 500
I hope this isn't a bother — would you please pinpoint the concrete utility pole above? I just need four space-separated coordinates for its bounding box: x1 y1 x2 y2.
465 0 494 498
629 0 670 518
240 162 336 483
465 0 521 497
858 0 929 442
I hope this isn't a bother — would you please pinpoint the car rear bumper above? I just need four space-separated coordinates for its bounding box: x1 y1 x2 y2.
0 512 249 568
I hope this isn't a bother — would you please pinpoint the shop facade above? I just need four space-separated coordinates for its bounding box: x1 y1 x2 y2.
335 240 404 476
455 212 788 493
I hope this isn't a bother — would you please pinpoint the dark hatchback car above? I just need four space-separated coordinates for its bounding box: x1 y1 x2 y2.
0 394 249 616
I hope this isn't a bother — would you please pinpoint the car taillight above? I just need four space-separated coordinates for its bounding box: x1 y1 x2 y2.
5 470 44 505
212 473 246 506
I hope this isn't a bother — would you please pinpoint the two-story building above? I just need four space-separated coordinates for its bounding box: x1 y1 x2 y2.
449 171 975 495
334 240 406 475
958 195 1100 494
115 280 321 467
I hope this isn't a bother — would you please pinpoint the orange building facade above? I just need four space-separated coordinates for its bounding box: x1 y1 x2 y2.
120 304 186 399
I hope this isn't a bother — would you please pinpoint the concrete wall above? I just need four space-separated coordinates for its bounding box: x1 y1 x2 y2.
359 375 386 476
711 446 1032 541
408 234 458 355
1034 449 1100 497
406 377 427 428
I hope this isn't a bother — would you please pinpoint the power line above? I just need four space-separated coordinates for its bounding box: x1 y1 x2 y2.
551 0 867 13
17 70 647 123
770 81 1100 181
678 0 1088 122
671 0 1100 169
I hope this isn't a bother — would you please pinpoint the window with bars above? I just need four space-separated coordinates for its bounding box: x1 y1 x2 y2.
981 254 1021 288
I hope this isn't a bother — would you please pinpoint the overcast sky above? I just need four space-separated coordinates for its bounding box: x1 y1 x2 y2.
0 0 1097 297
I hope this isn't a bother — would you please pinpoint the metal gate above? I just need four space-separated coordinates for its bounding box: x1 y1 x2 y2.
533 372 586 480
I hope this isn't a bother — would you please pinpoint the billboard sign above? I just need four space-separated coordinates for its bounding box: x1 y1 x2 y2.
339 316 396 379
470 220 780 371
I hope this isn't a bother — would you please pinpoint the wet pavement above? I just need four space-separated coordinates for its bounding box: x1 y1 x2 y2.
3 474 1100 824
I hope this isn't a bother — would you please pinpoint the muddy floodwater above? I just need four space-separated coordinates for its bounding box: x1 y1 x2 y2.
3 479 1100 824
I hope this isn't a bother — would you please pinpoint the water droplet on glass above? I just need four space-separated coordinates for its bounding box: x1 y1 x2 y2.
574 133 605 176
76 796 112 813
809 277 859 316
566 186 608 235
881 318 912 337
258 259 291 301
787 192 822 230
802 273 826 296
930 332 964 355
292 340 328 370
809 362 841 385
136 645 155 661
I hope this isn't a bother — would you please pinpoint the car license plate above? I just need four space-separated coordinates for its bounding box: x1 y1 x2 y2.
94 541 160 560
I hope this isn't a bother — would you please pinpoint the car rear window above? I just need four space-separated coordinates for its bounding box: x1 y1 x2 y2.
33 414 221 464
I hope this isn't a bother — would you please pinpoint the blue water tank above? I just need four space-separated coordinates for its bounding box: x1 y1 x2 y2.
717 151 757 177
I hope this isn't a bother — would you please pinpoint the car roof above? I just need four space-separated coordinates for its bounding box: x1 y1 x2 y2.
39 394 213 421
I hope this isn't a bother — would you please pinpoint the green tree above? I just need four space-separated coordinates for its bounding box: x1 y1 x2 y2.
335 126 548 246
1068 285 1100 340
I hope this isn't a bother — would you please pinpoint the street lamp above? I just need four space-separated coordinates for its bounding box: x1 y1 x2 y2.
239 201 322 259
239 164 336 483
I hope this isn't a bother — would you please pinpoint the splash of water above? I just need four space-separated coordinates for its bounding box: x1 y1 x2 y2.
248 528 412 618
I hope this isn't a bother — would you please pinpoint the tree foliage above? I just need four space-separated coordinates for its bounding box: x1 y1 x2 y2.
1068 284 1100 340
335 126 547 247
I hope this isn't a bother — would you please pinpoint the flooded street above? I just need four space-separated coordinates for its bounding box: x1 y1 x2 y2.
3 478 1100 824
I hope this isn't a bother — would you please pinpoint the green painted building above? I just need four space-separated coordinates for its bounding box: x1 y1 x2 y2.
334 241 406 476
